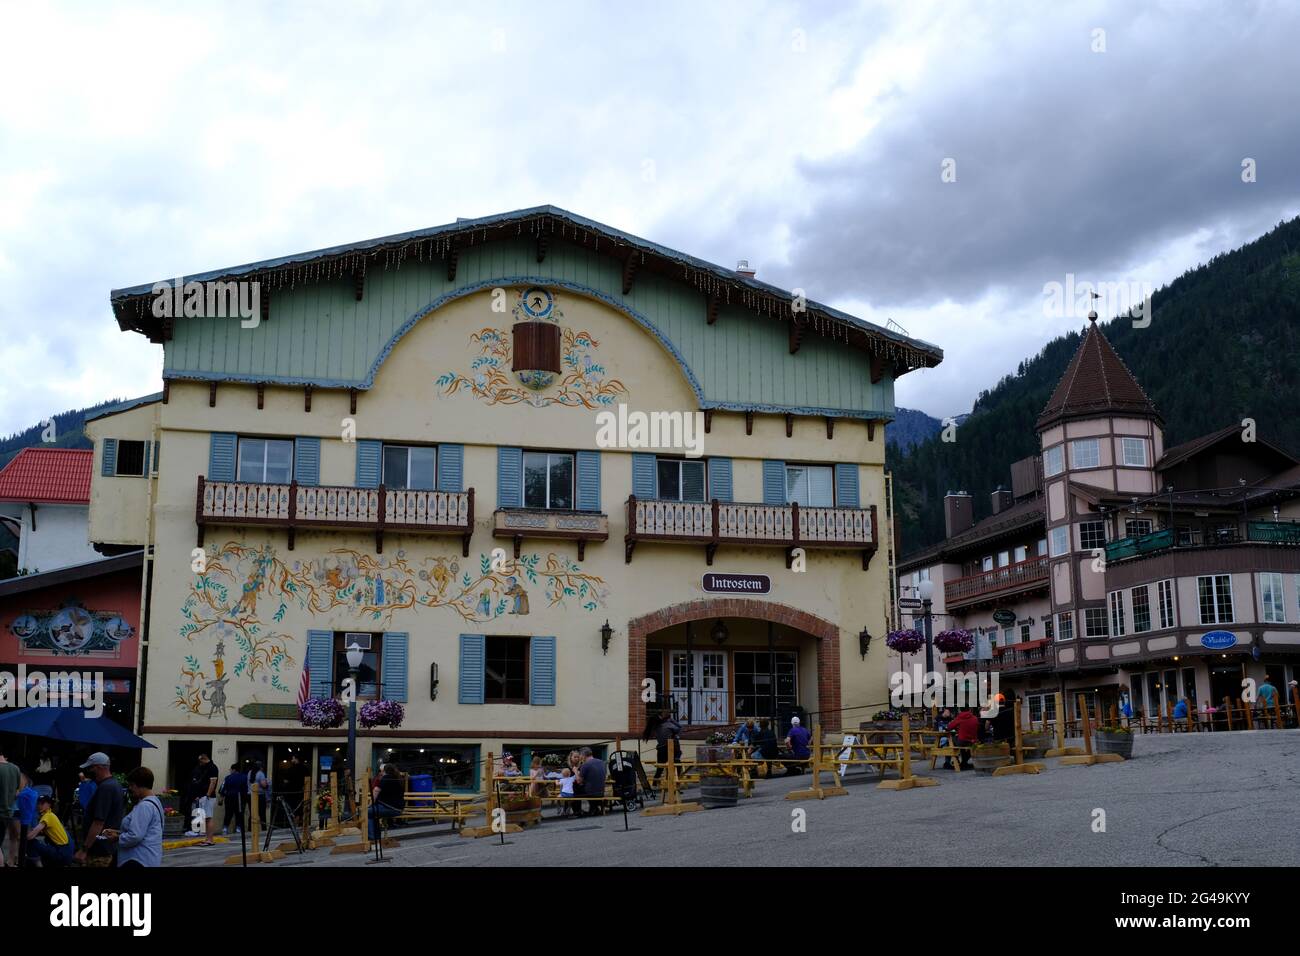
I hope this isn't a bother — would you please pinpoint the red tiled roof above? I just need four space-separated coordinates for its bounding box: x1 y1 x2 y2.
0 448 92 504
1036 319 1161 430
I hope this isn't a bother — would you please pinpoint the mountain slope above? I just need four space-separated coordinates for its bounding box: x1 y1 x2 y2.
889 214 1300 554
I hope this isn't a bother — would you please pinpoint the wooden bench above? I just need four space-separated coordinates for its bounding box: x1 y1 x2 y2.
396 792 479 830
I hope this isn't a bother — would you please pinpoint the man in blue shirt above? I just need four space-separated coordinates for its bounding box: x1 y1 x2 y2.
785 717 812 775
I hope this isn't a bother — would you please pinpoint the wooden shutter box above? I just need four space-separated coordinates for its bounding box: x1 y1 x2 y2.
512 322 561 374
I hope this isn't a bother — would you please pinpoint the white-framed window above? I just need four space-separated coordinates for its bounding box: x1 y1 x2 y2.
382 444 436 491
1126 518 1153 537
1260 572 1285 624
1071 438 1100 469
1084 607 1109 638
1121 437 1148 467
919 567 930 582
997 550 1010 568
657 458 706 502
1131 584 1151 633
1056 612 1074 642
1197 574 1234 625
1044 617 1054 640
1013 545 1027 563
982 555 994 572
237 437 293 483
1020 623 1031 642
1043 444 1065 477
1002 627 1015 647
1157 579 1175 629
785 464 834 507
1037 538 1048 556
523 451 574 510
1079 520 1107 551
1050 526 1069 557
1109 591 1127 637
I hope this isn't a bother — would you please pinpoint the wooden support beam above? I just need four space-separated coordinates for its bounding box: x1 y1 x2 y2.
304 385 313 413
870 354 886 384
825 417 834 440
256 384 265 410
706 295 721 326
785 413 794 438
512 535 522 559
703 409 713 434
162 381 170 404
867 420 876 442
577 539 587 561
353 270 365 301
446 244 460 281
208 382 217 408
622 254 639 295
745 411 754 436
789 318 807 354
349 389 357 415
536 235 548 263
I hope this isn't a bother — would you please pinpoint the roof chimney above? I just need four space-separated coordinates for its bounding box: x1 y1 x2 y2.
736 259 756 278
944 491 974 539
991 486 1013 516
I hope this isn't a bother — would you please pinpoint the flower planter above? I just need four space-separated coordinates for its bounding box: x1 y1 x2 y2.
162 815 187 838
700 774 739 808
971 743 1011 773
696 744 733 766
1020 733 1052 759
501 795 543 827
1094 731 1133 759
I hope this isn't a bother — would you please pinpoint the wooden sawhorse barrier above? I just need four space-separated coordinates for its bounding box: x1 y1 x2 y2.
224 785 286 864
1045 692 1085 757
1060 694 1125 766
462 752 526 837
789 717 938 796
644 743 703 817
993 699 1045 776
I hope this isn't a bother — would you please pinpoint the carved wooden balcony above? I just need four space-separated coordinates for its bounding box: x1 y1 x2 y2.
196 477 473 554
624 496 877 570
492 508 609 561
943 554 1048 610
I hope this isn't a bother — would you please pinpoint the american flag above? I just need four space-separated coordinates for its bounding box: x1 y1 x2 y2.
298 663 310 707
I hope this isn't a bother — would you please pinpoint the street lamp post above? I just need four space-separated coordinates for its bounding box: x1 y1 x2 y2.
345 642 363 820
918 579 936 680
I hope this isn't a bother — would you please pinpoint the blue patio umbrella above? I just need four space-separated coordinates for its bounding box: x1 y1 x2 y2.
0 706 156 749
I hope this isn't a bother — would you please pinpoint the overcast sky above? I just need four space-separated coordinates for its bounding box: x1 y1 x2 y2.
1 0 1297 436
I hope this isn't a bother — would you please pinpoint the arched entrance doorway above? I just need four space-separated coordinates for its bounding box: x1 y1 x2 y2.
627 599 840 735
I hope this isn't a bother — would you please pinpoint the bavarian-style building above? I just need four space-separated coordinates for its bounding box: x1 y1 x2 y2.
102 206 942 794
897 316 1300 725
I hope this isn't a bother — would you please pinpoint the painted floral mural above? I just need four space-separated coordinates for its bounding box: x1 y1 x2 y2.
435 288 626 408
174 540 609 717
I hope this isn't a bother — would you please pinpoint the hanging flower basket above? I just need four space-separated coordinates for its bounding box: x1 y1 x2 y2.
885 628 925 654
934 628 975 654
299 697 346 729
359 699 405 730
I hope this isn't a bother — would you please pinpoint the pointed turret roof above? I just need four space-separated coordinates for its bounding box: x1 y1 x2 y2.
1036 317 1161 431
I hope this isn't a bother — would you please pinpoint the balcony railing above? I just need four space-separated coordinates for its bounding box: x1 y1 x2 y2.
1105 520 1300 564
624 496 878 569
196 477 473 554
943 554 1048 608
990 639 1051 671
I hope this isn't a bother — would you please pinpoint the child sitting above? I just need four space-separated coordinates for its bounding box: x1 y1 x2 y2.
558 767 576 816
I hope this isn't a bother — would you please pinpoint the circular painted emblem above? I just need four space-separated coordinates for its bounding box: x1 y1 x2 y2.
9 614 38 640
49 606 94 652
102 615 133 643
520 287 554 320
516 368 556 391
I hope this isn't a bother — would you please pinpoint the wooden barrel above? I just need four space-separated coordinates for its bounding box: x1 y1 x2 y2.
700 774 739 809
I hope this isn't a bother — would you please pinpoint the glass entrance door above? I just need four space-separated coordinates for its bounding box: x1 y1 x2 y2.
669 650 729 724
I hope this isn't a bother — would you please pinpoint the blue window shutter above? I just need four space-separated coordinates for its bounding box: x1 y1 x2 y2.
355 439 382 488
576 451 601 511
438 444 464 492
294 437 321 487
530 636 556 706
497 447 522 508
152 440 159 475
835 463 860 508
101 439 118 477
209 433 237 481
381 632 409 702
631 453 656 499
306 630 334 698
459 634 485 704
141 441 151 476
707 457 733 502
762 460 787 504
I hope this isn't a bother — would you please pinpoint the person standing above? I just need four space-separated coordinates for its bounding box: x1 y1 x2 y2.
1257 676 1278 718
652 713 682 788
247 760 269 829
188 754 219 845
367 764 405 840
74 753 123 867
109 768 164 867
15 773 38 868
220 762 248 836
0 748 19 867
26 794 72 867
283 754 308 828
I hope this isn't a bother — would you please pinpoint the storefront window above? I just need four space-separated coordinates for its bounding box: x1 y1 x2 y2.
733 651 797 719
373 744 480 792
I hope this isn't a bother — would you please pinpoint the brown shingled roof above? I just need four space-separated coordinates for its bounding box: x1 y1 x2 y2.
1036 318 1161 431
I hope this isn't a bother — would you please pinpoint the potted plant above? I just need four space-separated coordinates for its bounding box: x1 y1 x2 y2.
934 628 974 655
697 730 734 766
500 790 543 827
358 699 405 729
299 697 346 730
970 741 1011 773
886 628 925 654
1019 727 1052 758
1095 724 1134 759
861 708 908 744
316 791 333 829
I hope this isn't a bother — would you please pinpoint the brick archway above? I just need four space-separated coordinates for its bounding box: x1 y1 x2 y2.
627 599 841 734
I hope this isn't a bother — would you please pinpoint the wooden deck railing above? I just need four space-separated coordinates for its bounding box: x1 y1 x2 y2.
943 554 1049 607
625 495 877 569
197 477 473 554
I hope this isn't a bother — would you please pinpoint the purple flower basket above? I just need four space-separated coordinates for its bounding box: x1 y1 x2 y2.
299 697 346 729
934 628 975 654
885 628 925 654
358 699 405 730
